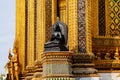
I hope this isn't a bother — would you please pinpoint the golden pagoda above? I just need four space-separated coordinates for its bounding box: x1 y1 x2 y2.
7 0 120 80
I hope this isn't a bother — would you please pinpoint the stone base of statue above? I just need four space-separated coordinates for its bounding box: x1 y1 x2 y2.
42 52 99 80
42 51 72 80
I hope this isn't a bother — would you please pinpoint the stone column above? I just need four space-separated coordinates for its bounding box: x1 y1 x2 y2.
78 0 86 53
72 0 100 79
77 0 94 54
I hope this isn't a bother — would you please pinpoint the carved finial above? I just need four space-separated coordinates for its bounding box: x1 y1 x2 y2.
57 17 60 21
8 49 12 60
9 48 11 54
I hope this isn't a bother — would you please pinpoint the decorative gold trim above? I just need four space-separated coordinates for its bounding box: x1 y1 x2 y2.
105 0 110 36
27 0 35 65
36 0 45 61
68 0 78 53
86 0 92 53
16 0 26 71
91 0 99 37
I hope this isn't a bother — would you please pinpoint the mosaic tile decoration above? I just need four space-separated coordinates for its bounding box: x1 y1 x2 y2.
34 0 37 61
98 0 106 36
78 0 86 53
25 0 28 66
109 0 120 36
45 0 52 42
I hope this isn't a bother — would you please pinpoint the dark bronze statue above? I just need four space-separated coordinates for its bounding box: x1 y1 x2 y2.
44 19 68 51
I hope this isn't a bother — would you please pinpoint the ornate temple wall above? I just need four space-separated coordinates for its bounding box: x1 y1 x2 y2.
92 0 120 80
15 0 94 72
13 0 120 80
107 0 120 37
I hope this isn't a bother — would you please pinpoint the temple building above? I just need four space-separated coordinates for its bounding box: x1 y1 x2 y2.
7 0 120 80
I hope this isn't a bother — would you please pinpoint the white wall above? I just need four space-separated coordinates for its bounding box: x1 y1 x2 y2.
99 73 120 80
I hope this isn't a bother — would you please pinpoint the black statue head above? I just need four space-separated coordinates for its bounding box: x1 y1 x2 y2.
53 23 61 32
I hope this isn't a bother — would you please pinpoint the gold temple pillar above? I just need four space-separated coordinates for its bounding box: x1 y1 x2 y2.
105 0 110 36
91 0 99 37
16 0 20 38
16 0 26 71
86 0 92 54
36 0 46 61
52 0 57 24
68 0 78 53
27 0 35 66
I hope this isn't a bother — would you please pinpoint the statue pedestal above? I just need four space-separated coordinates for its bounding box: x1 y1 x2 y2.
42 51 72 79
42 52 99 80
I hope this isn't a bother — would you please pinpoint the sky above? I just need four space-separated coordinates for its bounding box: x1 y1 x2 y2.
0 0 15 73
